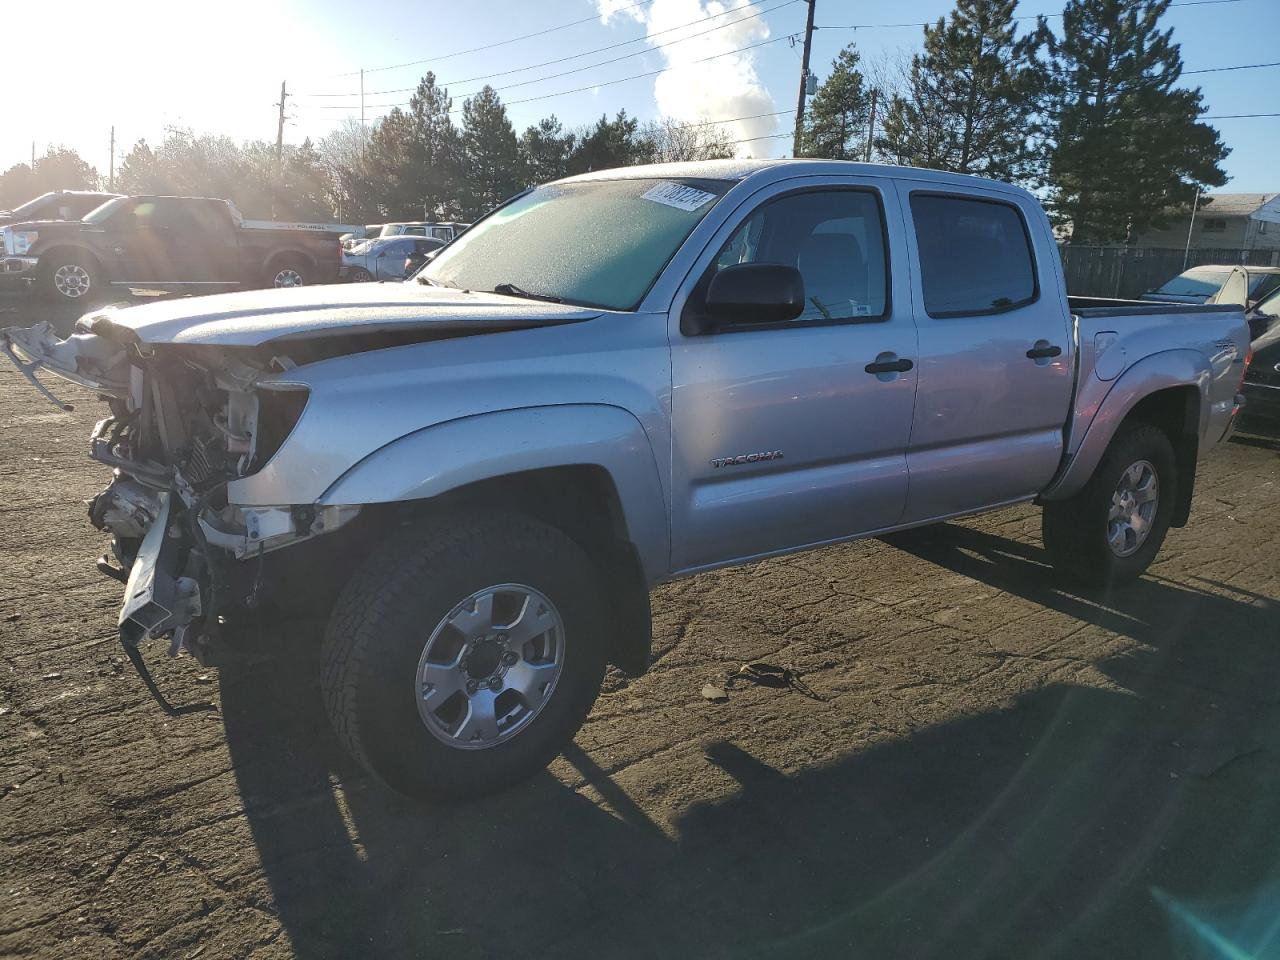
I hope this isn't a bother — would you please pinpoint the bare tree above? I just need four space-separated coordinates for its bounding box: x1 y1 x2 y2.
640 117 735 163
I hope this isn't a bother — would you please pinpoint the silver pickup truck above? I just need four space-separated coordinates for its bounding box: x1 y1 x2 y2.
2 159 1252 801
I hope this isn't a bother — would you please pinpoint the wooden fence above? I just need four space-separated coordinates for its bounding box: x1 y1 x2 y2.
1059 245 1280 300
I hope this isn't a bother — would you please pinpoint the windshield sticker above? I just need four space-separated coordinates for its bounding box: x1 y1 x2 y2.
641 182 717 212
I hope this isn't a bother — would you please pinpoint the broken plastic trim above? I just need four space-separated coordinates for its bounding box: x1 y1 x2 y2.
116 492 214 716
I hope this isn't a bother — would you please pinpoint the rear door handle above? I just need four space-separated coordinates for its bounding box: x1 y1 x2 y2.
1026 341 1062 360
865 356 914 375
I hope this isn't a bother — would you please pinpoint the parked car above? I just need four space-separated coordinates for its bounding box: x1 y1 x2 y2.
378 221 469 243
339 224 383 250
402 237 447 277
0 190 122 228
2 159 1251 802
1240 289 1280 423
0 196 350 302
342 236 444 282
1143 264 1280 306
1212 276 1280 423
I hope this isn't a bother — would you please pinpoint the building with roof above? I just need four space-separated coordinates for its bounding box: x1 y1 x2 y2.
1133 192 1280 251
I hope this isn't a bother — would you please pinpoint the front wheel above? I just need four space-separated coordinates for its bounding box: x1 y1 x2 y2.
320 512 607 801
1042 422 1177 588
41 253 100 303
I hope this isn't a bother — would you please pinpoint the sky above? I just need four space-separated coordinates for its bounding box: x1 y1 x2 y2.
4 0 1278 192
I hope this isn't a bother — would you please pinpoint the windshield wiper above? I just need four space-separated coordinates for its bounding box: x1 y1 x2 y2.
491 282 562 303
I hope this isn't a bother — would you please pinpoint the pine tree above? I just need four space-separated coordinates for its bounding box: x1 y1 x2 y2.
1044 0 1228 243
406 72 463 220
801 45 871 160
877 0 1039 182
459 85 525 217
567 111 654 174
520 116 576 186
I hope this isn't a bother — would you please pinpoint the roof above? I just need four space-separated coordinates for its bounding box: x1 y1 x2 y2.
1199 193 1278 216
1185 264 1280 274
558 158 1034 201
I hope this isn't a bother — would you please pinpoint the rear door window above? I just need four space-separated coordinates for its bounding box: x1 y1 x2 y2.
910 194 1037 317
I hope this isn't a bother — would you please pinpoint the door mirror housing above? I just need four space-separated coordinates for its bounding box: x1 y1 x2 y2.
704 262 805 327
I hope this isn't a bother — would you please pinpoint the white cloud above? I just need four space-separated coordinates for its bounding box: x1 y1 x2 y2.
599 0 781 157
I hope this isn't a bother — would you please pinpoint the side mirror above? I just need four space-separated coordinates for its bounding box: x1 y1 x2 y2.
704 262 805 327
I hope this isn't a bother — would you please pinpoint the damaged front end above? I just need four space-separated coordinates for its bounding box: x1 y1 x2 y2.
4 316 358 712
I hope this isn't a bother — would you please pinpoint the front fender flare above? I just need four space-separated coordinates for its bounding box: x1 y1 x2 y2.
317 404 670 582
1041 349 1208 502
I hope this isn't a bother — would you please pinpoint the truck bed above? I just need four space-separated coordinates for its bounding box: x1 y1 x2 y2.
1068 296 1244 318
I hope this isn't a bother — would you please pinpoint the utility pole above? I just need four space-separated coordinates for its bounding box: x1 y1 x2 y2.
31 141 35 170
275 80 289 164
863 88 878 163
1182 187 1202 271
360 69 367 161
109 126 115 191
274 80 289 218
792 0 816 157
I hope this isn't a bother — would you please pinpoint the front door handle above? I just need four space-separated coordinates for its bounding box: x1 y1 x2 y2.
1026 341 1062 360
865 356 914 375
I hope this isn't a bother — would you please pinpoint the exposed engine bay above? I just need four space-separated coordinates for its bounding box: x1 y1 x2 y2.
3 317 360 704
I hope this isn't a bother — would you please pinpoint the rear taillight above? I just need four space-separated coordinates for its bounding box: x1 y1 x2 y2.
1233 346 1253 416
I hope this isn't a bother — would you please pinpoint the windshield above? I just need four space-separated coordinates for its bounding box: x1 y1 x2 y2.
1257 288 1280 318
10 192 56 218
1154 268 1231 298
82 196 132 224
1248 272 1280 299
420 177 732 310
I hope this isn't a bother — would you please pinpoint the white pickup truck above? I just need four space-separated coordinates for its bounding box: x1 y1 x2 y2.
2 159 1252 801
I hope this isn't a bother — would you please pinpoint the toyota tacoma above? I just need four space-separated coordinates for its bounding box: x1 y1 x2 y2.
2 159 1252 801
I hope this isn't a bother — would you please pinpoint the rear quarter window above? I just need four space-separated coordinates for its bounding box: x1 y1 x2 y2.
910 193 1038 318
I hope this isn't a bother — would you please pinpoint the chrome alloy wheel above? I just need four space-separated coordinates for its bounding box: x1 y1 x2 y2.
273 267 304 287
416 584 565 750
1107 459 1159 558
53 263 92 298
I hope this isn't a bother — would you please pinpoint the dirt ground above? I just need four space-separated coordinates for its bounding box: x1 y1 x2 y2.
2 300 1279 959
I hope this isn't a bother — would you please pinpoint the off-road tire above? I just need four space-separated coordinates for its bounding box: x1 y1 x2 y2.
1042 422 1177 588
320 511 608 802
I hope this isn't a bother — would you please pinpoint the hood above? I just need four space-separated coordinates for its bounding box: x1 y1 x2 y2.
1 217 88 231
80 281 604 347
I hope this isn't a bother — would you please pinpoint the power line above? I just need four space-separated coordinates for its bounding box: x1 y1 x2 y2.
298 0 800 101
1185 60 1280 75
816 0 1244 30
305 33 799 114
325 0 658 79
1204 112 1280 119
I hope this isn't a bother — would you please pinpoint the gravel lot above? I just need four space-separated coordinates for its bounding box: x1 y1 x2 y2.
2 301 1279 959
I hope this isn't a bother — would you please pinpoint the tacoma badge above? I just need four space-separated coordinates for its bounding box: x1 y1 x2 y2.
710 450 784 468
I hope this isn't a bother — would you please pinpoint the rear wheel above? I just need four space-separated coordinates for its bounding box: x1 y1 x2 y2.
320 512 607 801
1043 422 1177 588
346 267 372 283
267 256 310 289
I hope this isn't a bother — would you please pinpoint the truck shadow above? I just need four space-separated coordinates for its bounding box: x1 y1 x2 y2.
220 528 1280 959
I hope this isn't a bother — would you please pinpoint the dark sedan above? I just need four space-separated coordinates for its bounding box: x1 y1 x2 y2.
1242 288 1280 423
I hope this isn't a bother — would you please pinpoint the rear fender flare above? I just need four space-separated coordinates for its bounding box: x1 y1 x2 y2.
317 404 670 582
1041 350 1208 502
